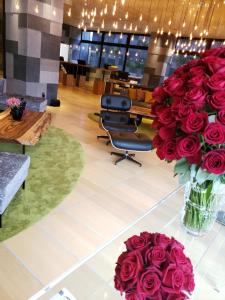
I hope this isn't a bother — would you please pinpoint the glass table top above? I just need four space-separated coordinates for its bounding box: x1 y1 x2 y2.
30 187 225 300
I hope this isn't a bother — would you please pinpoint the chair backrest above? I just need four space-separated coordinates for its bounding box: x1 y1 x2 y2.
101 94 132 111
100 110 130 124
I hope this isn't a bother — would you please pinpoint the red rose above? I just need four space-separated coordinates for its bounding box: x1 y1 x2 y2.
170 247 191 272
114 273 125 292
183 273 195 292
163 139 180 161
202 47 225 58
203 122 225 145
217 110 225 125
186 59 203 68
177 136 201 158
152 134 163 148
156 144 166 160
173 103 194 121
119 252 143 284
140 231 154 245
154 233 171 248
144 246 167 267
162 264 184 294
125 291 140 300
208 72 225 91
208 91 225 110
164 77 185 97
153 86 168 103
137 267 162 298
159 126 176 140
167 293 187 300
186 150 202 165
184 87 207 109
202 149 225 174
187 74 209 88
125 235 148 251
181 112 208 134
203 56 225 74
158 107 176 128
189 65 206 77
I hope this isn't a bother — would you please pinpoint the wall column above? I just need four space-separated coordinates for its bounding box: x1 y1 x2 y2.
5 0 63 103
142 33 176 89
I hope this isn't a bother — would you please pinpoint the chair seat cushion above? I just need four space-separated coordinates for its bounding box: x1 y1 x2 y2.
109 132 152 151
103 121 136 132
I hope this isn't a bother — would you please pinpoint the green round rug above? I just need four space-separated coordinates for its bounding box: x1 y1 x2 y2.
0 127 84 241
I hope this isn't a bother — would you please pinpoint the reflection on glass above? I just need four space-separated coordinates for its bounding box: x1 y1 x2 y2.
72 43 101 67
125 49 148 77
101 46 126 70
104 33 128 44
82 31 102 42
130 35 150 47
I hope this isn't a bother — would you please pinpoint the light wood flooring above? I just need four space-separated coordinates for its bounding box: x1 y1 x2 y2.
1 85 179 299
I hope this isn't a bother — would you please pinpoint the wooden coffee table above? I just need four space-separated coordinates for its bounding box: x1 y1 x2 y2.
129 105 156 119
0 109 51 154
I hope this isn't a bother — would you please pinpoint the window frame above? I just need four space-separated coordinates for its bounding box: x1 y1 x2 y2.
80 30 150 72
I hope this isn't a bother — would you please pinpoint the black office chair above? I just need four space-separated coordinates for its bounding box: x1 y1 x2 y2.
97 95 139 144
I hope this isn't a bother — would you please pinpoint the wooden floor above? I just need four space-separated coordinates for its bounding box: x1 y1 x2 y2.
0 85 179 299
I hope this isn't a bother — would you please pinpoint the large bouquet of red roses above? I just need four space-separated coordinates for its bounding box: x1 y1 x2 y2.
152 47 225 184
114 232 195 300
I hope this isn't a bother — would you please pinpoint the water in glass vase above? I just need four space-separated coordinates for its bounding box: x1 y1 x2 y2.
182 180 224 236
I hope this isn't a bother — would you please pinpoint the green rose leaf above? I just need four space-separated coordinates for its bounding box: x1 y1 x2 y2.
174 158 191 184
195 167 218 184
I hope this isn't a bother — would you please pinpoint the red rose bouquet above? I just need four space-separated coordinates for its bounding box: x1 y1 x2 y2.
114 232 195 300
152 47 225 235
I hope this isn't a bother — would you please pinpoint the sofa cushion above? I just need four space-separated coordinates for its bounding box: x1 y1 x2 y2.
0 152 30 214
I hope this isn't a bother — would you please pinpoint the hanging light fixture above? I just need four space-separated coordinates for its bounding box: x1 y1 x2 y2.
131 35 134 41
145 26 148 33
67 8 71 17
121 0 126 5
125 12 128 19
120 32 123 39
154 16 157 22
35 5 39 14
15 1 20 10
154 37 157 44
97 28 100 34
168 20 172 26
135 25 137 32
139 14 143 21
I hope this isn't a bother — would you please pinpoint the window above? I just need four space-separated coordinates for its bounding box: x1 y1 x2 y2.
69 29 150 78
165 54 198 78
104 33 128 44
76 43 101 67
82 31 102 42
101 46 126 70
125 49 148 77
211 40 224 48
130 35 150 47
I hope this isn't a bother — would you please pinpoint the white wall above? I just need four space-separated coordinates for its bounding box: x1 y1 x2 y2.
60 43 69 62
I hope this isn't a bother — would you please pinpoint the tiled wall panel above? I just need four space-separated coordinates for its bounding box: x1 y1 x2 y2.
5 0 63 102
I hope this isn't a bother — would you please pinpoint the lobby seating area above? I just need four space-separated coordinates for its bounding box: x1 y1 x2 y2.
0 1 225 300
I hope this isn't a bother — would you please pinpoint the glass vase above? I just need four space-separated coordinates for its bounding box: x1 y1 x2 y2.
182 180 225 236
